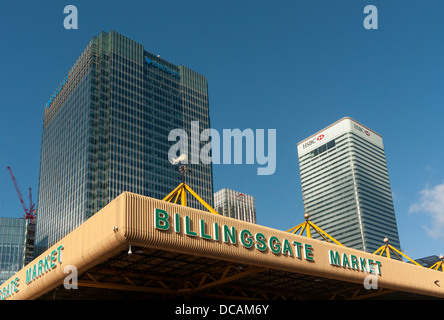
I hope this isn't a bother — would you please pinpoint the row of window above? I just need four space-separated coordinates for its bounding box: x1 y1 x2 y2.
309 139 336 158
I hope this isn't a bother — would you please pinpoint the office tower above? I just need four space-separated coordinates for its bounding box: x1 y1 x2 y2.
0 218 34 284
36 31 213 252
214 188 257 224
297 117 401 253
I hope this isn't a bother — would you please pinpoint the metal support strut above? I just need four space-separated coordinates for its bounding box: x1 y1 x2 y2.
373 237 423 267
286 213 344 246
162 164 220 215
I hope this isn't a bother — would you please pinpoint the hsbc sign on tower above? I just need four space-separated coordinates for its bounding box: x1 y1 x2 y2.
353 123 371 137
297 117 384 158
302 134 325 150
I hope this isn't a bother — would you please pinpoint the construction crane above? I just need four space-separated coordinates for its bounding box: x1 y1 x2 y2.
6 166 37 223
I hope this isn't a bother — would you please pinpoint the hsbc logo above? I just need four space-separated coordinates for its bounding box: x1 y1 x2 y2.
302 134 325 149
353 124 371 137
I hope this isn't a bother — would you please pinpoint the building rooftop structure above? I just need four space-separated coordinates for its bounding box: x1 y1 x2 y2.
1 192 442 300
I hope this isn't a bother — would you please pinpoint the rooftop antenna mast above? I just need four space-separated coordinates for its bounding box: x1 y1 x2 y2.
163 154 220 215
179 164 191 184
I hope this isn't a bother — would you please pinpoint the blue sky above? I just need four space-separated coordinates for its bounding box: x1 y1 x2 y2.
1 0 443 260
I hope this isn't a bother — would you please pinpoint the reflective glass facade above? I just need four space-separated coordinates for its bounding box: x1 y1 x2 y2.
297 118 401 253
0 218 27 285
214 188 256 224
36 31 213 253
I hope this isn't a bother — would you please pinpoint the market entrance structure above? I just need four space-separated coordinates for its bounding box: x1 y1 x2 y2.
1 190 443 300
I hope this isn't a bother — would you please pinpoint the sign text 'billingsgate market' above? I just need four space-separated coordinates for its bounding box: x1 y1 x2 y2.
153 208 382 275
0 208 383 300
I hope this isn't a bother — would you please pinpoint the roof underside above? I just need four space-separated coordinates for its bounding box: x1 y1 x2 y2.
37 247 438 300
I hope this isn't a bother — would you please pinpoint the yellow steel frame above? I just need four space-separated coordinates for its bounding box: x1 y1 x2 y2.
430 256 443 272
162 182 221 215
373 239 423 267
286 214 344 246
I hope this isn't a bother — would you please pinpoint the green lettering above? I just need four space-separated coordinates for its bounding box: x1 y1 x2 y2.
14 278 19 293
374 260 382 275
44 255 50 273
174 213 180 233
342 253 350 268
213 222 219 241
255 233 267 251
154 208 169 230
26 268 32 284
38 260 43 277
223 225 236 244
239 229 253 248
199 219 212 240
292 241 302 258
185 216 197 237
50 250 57 269
350 255 359 270
368 259 375 273
367 259 382 275
282 239 293 256
304 244 314 261
360 257 368 272
32 263 37 280
56 245 64 263
268 236 281 254
329 250 341 266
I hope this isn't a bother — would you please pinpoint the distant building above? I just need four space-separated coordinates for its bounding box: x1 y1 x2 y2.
297 117 401 253
0 218 34 285
214 188 256 224
413 255 442 268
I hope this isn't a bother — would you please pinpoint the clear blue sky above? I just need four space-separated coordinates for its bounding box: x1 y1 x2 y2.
1 0 443 260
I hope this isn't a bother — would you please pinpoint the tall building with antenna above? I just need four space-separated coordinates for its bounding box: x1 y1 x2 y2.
35 31 214 253
297 117 401 253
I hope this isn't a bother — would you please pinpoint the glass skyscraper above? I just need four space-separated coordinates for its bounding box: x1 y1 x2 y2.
36 31 214 252
297 117 401 253
214 188 257 224
0 218 31 285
